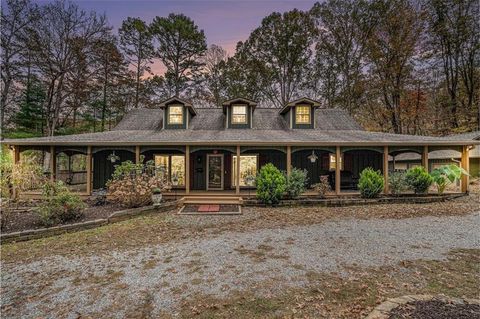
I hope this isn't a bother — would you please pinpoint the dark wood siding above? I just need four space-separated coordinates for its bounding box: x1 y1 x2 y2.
243 150 286 171
191 150 233 190
93 150 135 189
292 150 331 186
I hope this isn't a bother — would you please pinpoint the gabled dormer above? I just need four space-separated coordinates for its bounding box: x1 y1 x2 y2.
279 97 321 129
222 97 257 129
159 96 197 129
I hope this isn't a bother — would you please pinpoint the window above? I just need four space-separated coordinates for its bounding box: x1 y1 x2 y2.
329 154 344 171
154 154 185 186
295 105 311 124
168 105 183 124
232 105 247 124
232 155 258 186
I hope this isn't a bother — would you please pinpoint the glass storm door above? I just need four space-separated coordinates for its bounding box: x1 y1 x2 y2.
207 154 224 190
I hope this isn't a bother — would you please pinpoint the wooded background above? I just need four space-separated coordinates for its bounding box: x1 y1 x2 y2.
1 0 479 138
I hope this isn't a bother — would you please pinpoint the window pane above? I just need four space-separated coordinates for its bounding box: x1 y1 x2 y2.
168 106 183 124
233 155 257 186
329 154 343 170
171 155 185 186
155 155 169 181
232 105 247 124
295 106 310 124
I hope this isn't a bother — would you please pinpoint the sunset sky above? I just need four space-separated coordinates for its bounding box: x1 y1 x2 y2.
36 0 318 74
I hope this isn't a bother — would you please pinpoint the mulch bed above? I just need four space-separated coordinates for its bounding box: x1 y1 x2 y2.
1 201 122 234
388 300 480 319
182 204 239 213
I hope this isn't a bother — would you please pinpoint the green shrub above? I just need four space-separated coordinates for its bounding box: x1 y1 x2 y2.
389 171 408 195
358 167 384 198
37 181 86 226
431 164 469 194
405 166 433 194
285 168 308 199
311 175 331 198
255 163 286 206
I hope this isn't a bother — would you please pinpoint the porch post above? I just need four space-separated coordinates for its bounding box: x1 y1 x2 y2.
335 146 341 195
383 145 389 194
236 145 241 194
135 145 141 164
185 145 190 194
86 146 92 195
50 145 56 182
422 145 429 171
12 145 20 199
461 145 470 193
286 146 292 176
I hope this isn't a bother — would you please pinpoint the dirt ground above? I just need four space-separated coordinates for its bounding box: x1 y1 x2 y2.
1 185 479 318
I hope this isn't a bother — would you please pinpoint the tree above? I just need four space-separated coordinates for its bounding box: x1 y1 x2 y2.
92 36 128 130
310 0 375 113
150 13 207 96
237 9 317 107
1 0 38 137
426 0 480 129
365 0 424 133
13 76 45 134
203 44 228 105
118 17 154 109
25 0 110 136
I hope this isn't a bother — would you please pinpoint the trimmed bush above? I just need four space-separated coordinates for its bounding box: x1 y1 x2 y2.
255 163 286 206
389 171 408 195
405 166 433 194
285 168 308 199
37 181 86 226
312 175 331 198
358 167 384 198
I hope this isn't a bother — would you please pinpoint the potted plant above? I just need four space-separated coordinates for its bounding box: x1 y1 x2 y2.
151 187 163 206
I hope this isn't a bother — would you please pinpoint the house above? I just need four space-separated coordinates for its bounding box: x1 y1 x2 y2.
390 131 480 177
3 96 477 197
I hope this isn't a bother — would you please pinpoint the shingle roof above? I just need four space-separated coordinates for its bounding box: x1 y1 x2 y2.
3 108 479 146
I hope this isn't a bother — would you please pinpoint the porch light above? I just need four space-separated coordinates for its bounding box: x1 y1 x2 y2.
107 151 120 163
307 150 318 163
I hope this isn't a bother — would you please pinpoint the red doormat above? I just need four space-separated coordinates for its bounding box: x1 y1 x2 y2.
197 205 220 212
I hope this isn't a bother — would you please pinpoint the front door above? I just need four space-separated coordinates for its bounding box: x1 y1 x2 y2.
207 154 224 190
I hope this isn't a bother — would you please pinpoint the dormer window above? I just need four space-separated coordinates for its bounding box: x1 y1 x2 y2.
232 105 247 124
279 97 321 129
222 97 257 129
159 97 196 129
295 105 311 124
168 105 184 125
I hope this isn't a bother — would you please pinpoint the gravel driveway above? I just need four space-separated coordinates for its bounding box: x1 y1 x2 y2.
2 212 479 318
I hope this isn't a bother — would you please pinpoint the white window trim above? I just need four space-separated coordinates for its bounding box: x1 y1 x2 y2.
168 104 184 125
231 104 248 125
295 105 311 125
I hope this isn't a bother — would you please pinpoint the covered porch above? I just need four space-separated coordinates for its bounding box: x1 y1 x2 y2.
9 142 473 199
